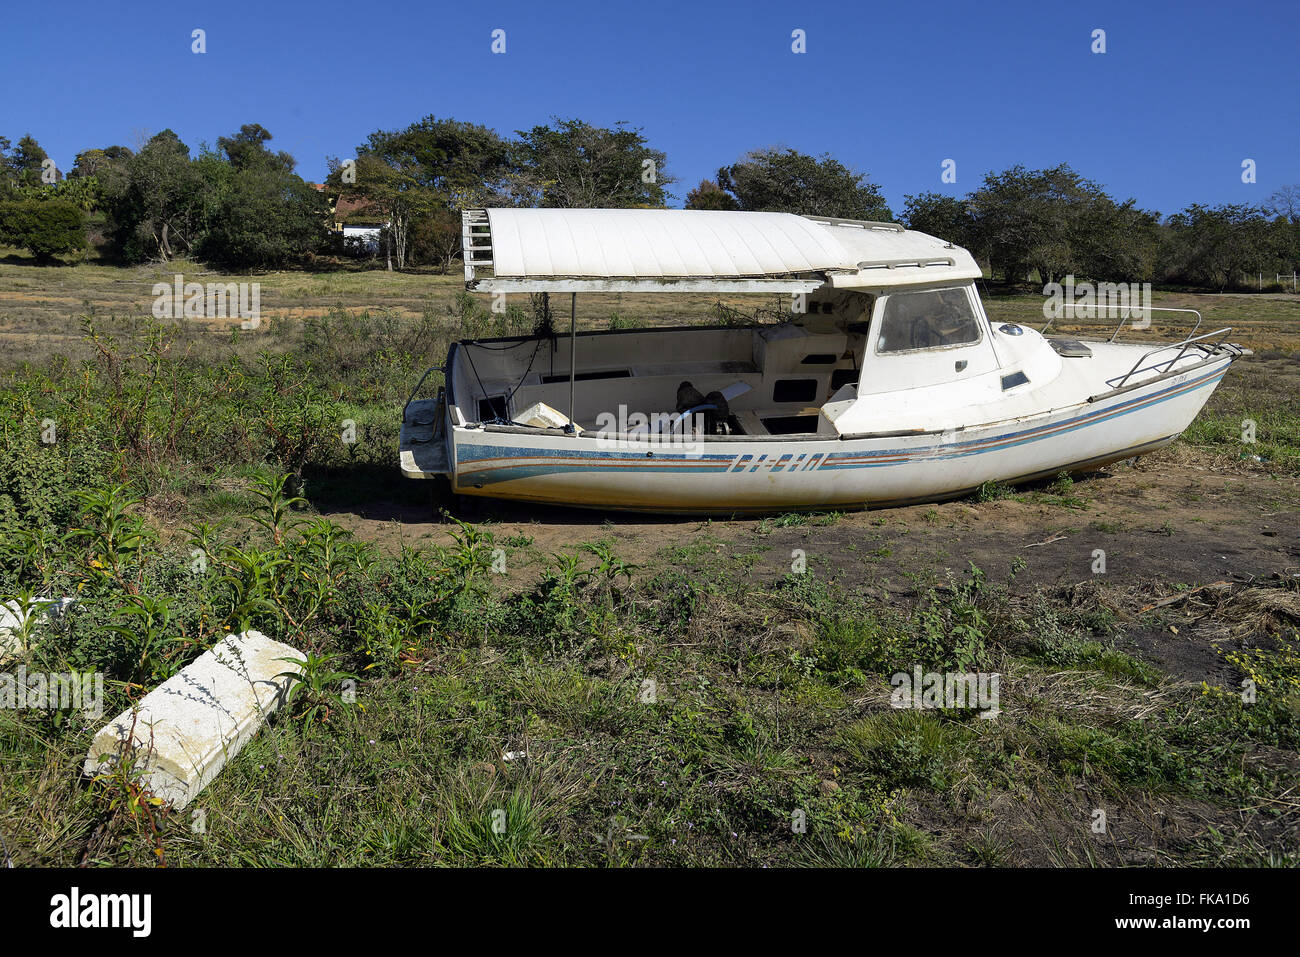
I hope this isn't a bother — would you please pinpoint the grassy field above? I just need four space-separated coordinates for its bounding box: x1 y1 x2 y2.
1 252 1298 867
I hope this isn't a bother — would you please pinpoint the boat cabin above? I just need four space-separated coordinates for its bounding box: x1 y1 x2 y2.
442 207 1049 440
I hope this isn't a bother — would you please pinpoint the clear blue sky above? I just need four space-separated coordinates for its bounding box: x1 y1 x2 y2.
4 0 1296 217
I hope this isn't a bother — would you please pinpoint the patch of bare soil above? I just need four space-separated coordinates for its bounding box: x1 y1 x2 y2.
911 778 1300 866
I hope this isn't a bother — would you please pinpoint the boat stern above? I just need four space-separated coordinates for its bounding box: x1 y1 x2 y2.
399 394 452 479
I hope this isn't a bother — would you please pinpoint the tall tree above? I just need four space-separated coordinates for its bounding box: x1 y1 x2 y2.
1075 198 1160 283
901 192 976 248
99 125 323 268
331 117 517 269
387 115 514 206
410 208 467 274
511 118 671 208
13 135 53 184
1264 185 1300 223
68 146 133 180
1263 185 1300 270
100 130 200 262
217 123 295 174
715 147 891 220
1161 204 1280 290
684 179 740 210
193 142 328 269
965 163 1155 283
0 136 14 191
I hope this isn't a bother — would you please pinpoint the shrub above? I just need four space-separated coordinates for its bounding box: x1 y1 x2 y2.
0 422 115 528
0 198 87 262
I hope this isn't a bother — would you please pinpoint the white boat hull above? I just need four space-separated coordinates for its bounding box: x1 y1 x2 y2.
405 357 1234 514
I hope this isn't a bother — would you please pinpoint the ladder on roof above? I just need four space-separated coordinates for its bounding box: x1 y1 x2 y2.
462 209 493 283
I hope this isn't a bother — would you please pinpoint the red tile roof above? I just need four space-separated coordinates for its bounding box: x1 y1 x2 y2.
334 193 383 224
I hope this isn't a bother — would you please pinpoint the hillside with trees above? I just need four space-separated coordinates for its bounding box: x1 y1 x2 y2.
1 119 1296 290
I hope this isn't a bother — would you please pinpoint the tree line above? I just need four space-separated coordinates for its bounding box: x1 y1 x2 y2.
1 119 1297 290
902 169 1300 290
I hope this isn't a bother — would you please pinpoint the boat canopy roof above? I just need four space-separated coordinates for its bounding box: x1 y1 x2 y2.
462 208 981 294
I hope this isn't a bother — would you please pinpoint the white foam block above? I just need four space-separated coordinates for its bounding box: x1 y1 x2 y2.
1 597 76 665
83 631 303 810
516 401 579 431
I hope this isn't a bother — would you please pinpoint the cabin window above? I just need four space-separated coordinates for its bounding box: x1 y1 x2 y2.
876 287 981 354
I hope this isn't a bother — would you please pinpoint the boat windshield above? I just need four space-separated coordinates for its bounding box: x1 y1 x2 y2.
876 286 981 353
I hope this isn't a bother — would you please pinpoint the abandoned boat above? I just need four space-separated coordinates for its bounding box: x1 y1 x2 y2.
399 208 1246 514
